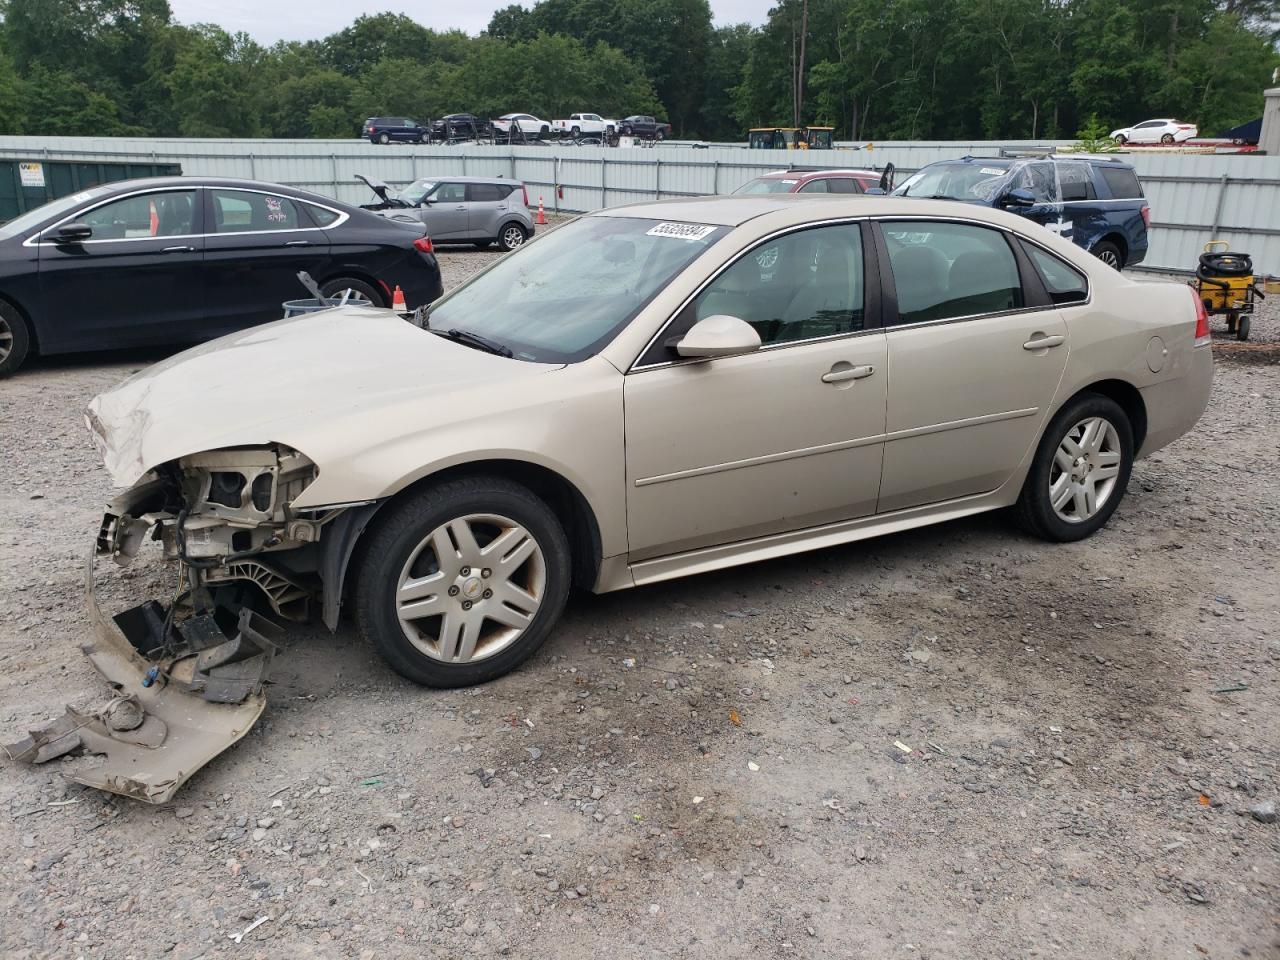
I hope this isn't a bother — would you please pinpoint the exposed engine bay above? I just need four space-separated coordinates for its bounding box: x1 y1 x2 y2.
4 444 366 804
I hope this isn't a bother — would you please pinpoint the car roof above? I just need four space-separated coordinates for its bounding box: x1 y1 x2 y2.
927 155 1134 168
753 168 881 181
408 175 520 184
593 194 1048 228
65 176 371 209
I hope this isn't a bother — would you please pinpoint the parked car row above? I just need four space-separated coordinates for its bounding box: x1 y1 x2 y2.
365 112 672 145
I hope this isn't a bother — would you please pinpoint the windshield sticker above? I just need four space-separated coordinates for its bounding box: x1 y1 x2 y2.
979 167 1005 176
71 191 95 203
647 222 717 241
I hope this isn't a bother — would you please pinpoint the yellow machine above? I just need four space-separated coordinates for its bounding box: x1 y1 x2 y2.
1193 241 1265 341
747 127 835 150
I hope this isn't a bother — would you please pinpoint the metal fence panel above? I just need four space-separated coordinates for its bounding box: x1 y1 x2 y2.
0 136 1277 273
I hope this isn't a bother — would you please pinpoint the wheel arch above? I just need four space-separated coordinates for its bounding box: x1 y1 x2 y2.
332 458 604 629
1092 232 1128 266
1060 378 1147 451
316 270 389 306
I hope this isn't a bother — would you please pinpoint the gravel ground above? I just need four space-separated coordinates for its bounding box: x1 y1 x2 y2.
1 248 1277 960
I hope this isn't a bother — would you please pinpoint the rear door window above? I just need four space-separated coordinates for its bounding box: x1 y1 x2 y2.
882 221 1024 325
826 178 859 194
1024 244 1088 304
798 179 830 194
467 183 505 202
210 189 307 232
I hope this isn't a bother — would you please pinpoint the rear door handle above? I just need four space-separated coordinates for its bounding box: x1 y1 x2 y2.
284 240 311 247
821 364 875 384
161 245 194 253
1023 334 1065 350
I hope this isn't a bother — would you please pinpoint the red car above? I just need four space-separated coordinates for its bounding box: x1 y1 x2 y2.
733 168 885 195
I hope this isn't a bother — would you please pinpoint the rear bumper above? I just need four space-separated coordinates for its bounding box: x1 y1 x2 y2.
1138 344 1214 457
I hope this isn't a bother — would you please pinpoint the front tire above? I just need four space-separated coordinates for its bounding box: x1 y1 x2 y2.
499 222 529 251
378 132 390 145
1013 393 1133 542
0 300 31 377
1113 134 1127 145
354 476 571 688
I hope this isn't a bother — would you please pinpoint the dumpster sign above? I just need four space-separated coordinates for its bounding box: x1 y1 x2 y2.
18 162 44 188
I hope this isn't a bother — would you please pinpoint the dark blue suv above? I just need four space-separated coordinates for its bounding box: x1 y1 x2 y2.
894 156 1150 269
363 117 430 145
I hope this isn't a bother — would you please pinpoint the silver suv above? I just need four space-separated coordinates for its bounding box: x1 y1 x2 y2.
357 174 536 250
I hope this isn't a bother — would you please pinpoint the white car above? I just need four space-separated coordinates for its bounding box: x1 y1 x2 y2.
494 113 550 138
551 113 617 137
1109 119 1197 145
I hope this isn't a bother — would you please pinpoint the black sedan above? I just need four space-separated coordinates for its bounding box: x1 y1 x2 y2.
0 177 443 376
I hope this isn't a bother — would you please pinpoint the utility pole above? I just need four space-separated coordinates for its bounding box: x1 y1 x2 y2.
796 0 809 128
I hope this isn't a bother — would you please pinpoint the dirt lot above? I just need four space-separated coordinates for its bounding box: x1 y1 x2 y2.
1 249 1277 960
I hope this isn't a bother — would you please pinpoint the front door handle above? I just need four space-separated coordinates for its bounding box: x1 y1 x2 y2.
283 240 311 247
161 245 194 253
821 364 875 384
1023 334 1065 350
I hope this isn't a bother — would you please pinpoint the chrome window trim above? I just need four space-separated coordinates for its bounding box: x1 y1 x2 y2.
629 216 875 373
24 184 348 248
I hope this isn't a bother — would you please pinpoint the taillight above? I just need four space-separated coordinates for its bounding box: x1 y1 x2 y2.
522 184 529 207
413 236 434 255
1190 285 1210 345
1141 206 1151 227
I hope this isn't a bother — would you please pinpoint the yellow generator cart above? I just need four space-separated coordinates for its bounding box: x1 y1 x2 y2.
1194 241 1265 341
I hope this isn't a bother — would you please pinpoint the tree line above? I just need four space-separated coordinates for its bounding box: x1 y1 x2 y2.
0 0 1274 143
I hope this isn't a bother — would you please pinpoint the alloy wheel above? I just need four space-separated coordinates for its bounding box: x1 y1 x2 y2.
1048 417 1122 523
1097 248 1121 268
503 225 526 249
395 513 546 663
0 314 11 364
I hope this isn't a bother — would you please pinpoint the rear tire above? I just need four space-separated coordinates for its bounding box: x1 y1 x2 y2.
1092 240 1123 270
1013 393 1133 542
378 133 390 145
0 300 31 377
1160 133 1174 144
498 222 529 251
1237 315 1251 341
320 277 383 306
355 476 571 688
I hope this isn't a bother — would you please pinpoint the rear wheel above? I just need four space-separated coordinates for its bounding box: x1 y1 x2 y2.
1013 393 1133 542
320 277 382 306
1160 133 1175 144
354 476 571 688
655 128 666 141
499 222 528 251
0 300 31 377
1092 240 1123 270
1237 315 1251 341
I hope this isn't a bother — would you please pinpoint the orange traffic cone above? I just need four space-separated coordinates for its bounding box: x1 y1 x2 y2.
391 285 406 312
536 197 546 225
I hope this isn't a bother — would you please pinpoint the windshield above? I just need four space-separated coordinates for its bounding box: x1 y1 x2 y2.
427 216 730 363
734 177 797 194
397 179 437 204
0 186 113 239
895 162 1014 202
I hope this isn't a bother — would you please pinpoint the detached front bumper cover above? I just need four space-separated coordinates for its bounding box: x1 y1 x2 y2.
3 543 278 805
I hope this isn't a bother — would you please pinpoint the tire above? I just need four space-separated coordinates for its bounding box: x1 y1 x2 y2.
571 126 580 139
621 125 632 136
1237 315 1251 341
1160 133 1174 144
1113 134 1127 145
354 476 572 688
1092 240 1124 270
0 300 31 378
320 277 383 306
655 129 665 141
498 222 528 251
1013 393 1134 542
378 132 390 145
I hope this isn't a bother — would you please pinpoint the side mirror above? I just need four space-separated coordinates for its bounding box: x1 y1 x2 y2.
675 315 761 359
54 223 92 243
1001 188 1036 207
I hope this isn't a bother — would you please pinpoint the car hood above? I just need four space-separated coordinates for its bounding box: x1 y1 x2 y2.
86 306 561 488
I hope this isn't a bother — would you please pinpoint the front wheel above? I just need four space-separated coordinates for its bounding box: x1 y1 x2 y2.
378 132 390 145
499 222 529 251
655 129 665 141
0 300 31 377
1113 134 1127 145
354 476 571 688
1013 394 1133 542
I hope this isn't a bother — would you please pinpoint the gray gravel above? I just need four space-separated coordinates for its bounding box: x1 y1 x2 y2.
0 248 1276 959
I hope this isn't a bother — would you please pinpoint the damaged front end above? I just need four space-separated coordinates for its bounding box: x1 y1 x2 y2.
5 445 358 804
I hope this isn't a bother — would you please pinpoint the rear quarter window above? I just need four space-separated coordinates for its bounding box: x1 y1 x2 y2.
1099 166 1144 200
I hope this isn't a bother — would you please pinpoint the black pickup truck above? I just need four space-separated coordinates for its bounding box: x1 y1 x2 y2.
619 115 672 140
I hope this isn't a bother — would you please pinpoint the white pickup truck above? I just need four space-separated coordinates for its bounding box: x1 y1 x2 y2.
551 113 617 137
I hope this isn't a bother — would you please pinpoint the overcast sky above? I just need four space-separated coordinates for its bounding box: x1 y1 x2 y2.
166 1 776 43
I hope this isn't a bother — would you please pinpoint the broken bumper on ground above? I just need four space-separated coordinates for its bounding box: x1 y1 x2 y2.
2 539 278 805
